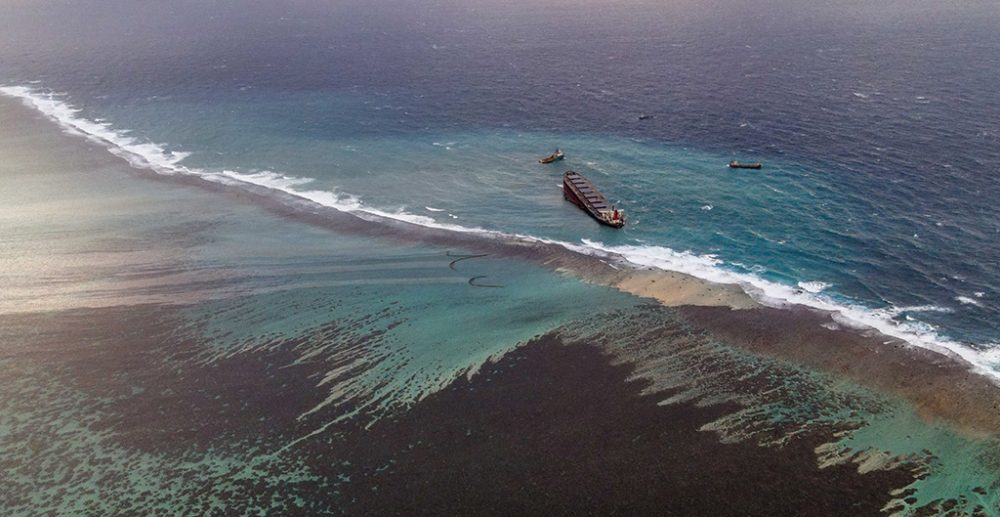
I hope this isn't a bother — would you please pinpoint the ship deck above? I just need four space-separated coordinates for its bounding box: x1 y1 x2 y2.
563 171 623 228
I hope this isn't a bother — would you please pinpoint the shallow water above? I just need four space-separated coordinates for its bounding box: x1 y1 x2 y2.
2 0 1000 514
2 0 999 375
0 111 635 512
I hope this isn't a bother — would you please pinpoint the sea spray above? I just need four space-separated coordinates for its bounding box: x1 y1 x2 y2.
3 84 999 383
580 239 1000 382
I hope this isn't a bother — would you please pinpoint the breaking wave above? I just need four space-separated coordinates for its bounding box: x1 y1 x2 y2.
3 84 998 383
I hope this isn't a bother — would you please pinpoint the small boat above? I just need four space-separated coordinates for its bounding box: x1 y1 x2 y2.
638 114 651 120
539 149 565 164
728 160 762 169
563 171 625 228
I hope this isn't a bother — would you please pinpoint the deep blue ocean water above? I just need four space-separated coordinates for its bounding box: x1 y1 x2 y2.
2 0 999 375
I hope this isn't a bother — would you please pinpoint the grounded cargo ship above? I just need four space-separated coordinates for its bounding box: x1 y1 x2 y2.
562 171 625 228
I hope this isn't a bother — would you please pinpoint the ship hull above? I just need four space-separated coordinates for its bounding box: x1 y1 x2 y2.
728 162 763 169
539 152 565 164
562 171 624 228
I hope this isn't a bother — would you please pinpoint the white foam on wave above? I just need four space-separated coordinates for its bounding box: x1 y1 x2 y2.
0 85 192 173
1 86 549 251
956 296 982 306
212 168 451 228
0 85 460 231
982 347 1000 370
886 304 953 316
578 240 1000 382
4 85 999 383
797 281 830 293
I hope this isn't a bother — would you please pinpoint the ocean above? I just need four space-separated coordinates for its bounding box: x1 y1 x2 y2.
3 0 999 373
2 0 1000 514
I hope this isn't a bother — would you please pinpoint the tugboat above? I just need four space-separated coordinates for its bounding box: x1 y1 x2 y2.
562 171 625 228
728 160 763 169
539 149 565 164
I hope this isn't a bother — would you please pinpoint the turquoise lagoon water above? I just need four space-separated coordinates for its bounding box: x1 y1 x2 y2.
2 0 1000 513
5 85 999 379
0 140 639 512
3 0 1000 375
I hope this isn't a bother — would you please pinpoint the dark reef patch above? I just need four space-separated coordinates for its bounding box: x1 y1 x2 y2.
1 304 917 515
332 336 914 516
